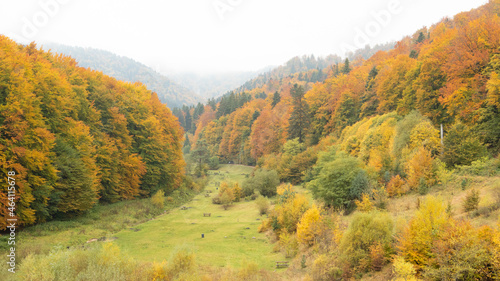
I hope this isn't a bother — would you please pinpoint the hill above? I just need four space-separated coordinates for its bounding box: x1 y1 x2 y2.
42 43 203 108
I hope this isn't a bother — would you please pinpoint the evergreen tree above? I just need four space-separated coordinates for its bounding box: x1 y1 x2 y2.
271 91 281 108
184 108 192 132
288 84 310 143
193 102 204 121
342 58 351 74
416 31 425 43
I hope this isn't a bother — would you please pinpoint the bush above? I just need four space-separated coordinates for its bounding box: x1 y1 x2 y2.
270 191 309 235
220 189 234 210
255 196 270 215
339 211 393 271
310 254 342 281
208 156 220 170
372 186 389 210
397 196 449 270
421 221 499 280
307 151 364 208
392 256 418 281
151 190 165 210
405 147 436 190
355 194 374 212
279 230 299 258
457 157 496 176
242 169 280 197
463 188 480 213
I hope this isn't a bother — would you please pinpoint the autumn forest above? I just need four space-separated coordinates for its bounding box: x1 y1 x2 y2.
2 1 500 280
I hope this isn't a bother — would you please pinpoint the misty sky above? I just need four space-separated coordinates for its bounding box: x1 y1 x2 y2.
0 0 488 74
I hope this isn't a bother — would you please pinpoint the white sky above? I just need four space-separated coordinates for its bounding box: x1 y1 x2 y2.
0 0 488 74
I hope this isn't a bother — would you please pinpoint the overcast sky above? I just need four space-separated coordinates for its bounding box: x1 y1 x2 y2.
0 0 488 74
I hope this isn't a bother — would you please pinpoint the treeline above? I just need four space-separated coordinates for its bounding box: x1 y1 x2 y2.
0 36 185 229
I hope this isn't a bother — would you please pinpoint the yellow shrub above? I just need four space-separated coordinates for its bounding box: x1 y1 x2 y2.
392 256 419 281
355 193 374 212
258 218 271 233
279 230 299 258
151 190 165 209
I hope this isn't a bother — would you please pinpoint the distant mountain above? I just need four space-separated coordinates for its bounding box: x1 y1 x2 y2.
42 43 203 108
169 68 273 99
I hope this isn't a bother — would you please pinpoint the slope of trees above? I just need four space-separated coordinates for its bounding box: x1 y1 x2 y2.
188 1 500 171
43 43 202 108
0 37 185 228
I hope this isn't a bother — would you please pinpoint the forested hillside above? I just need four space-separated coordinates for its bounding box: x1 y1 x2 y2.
190 2 500 167
42 44 202 108
0 37 185 229
182 1 500 279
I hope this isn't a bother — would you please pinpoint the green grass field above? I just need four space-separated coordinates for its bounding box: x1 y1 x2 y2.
114 164 286 269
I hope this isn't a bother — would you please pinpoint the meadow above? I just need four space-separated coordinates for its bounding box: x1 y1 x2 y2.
114 164 286 269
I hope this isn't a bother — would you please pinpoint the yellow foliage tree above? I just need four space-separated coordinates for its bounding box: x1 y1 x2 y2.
386 175 406 197
297 205 323 246
232 182 243 202
405 147 436 190
397 196 449 271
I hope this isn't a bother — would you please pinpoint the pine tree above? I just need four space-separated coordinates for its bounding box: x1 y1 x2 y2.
416 31 425 43
288 84 310 143
271 91 281 108
342 58 351 74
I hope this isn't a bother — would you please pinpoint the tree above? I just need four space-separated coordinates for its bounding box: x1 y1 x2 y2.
296 205 323 246
308 151 363 208
416 31 425 43
255 195 270 215
220 188 234 210
340 211 393 271
242 169 280 197
342 58 351 74
271 91 281 108
191 139 209 176
288 84 310 143
397 196 449 271
442 123 488 167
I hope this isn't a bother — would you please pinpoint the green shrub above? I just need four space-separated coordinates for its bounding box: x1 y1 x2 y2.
242 169 280 197
208 156 220 170
255 196 270 215
307 151 364 208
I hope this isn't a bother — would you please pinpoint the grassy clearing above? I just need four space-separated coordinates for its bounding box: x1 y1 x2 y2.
114 164 286 270
0 188 197 263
